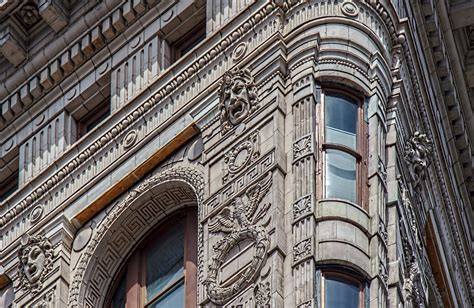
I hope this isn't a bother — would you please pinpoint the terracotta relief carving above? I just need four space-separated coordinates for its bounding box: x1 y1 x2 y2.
205 173 272 305
17 235 54 295
293 238 312 264
404 132 433 186
403 258 423 308
293 134 313 162
223 130 260 183
293 194 312 221
341 0 359 17
254 281 271 307
219 68 259 134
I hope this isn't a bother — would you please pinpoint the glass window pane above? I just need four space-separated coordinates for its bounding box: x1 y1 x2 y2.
148 281 185 308
325 94 358 149
325 275 360 308
326 150 357 203
146 220 185 302
110 272 126 308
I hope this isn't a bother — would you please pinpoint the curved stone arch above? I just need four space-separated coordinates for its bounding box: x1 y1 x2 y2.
67 165 205 308
284 19 392 100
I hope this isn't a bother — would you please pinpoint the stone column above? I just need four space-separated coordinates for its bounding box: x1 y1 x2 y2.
289 67 318 307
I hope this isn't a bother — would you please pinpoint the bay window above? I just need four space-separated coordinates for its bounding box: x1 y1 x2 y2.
321 91 366 207
321 271 365 308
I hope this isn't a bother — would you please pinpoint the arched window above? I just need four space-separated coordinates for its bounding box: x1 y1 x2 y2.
108 210 197 308
320 271 365 308
321 90 366 207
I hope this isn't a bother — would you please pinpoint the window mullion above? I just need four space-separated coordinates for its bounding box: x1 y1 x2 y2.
126 252 142 308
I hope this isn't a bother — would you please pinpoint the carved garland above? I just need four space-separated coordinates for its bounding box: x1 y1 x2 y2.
67 166 205 307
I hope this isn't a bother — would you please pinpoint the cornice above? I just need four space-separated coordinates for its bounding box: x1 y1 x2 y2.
391 4 474 302
0 0 286 237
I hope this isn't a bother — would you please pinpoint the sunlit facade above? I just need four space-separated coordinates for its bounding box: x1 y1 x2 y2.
0 1 472 307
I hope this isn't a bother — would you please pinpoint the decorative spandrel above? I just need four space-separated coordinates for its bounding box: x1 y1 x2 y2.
205 172 272 305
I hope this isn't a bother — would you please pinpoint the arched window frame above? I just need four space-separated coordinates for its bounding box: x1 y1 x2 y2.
319 269 366 308
106 209 197 308
318 87 368 209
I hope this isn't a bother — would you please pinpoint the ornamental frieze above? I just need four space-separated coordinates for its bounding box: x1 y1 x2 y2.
205 172 272 305
17 235 54 295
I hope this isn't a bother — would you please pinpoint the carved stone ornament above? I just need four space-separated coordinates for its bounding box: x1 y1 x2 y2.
404 132 433 186
293 134 313 162
223 130 260 183
293 238 312 263
219 68 259 134
19 3 40 26
17 235 54 295
293 194 312 221
403 257 423 308
205 173 272 305
341 0 359 17
254 281 271 307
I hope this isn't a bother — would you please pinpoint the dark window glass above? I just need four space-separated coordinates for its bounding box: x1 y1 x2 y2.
110 272 126 308
149 281 185 308
325 275 360 308
146 220 185 302
325 94 358 149
326 150 357 203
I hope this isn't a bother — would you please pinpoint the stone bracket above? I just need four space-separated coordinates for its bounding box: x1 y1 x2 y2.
0 23 26 66
38 0 68 33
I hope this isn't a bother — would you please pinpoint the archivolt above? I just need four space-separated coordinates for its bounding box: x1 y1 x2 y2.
67 165 204 308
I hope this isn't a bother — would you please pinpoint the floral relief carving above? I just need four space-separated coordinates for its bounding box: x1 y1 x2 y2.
223 130 260 183
219 68 259 134
293 194 312 221
17 235 54 295
293 238 312 264
293 134 313 162
205 173 272 305
254 281 271 307
404 132 433 186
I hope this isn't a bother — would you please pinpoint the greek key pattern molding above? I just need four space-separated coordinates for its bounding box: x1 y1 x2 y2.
67 166 204 308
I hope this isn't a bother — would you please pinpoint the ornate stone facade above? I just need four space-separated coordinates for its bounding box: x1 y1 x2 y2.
0 1 472 308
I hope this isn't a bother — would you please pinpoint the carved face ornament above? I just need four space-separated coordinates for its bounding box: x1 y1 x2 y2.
21 244 46 283
18 235 54 294
219 69 258 133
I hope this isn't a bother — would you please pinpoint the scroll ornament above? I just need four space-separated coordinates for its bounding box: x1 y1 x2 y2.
205 173 272 305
